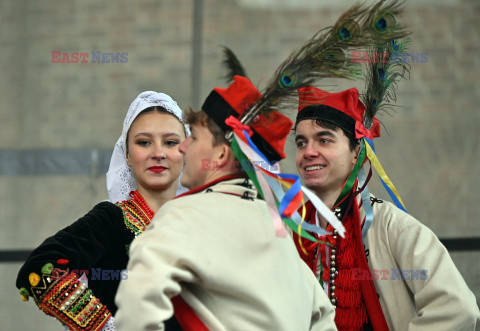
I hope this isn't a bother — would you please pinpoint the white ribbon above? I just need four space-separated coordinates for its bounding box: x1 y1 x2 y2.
234 133 346 238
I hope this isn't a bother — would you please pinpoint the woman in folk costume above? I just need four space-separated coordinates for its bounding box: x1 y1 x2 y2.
16 91 188 330
290 5 480 331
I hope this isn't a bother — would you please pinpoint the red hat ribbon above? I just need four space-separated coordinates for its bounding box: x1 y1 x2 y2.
225 115 253 137
355 117 381 139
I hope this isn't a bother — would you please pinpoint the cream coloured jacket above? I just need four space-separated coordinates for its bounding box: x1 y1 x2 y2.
115 178 337 331
360 197 479 330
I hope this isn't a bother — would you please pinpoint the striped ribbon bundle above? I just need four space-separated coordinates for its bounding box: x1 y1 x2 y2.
230 129 346 247
230 128 407 250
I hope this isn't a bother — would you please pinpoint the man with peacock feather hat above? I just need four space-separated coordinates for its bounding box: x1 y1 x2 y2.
291 1 480 330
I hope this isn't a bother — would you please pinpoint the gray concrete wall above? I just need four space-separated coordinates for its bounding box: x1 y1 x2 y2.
1 0 479 329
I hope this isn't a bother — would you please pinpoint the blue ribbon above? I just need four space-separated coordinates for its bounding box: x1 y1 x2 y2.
364 137 407 213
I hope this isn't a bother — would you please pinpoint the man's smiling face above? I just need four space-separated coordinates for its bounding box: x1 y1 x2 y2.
295 119 358 199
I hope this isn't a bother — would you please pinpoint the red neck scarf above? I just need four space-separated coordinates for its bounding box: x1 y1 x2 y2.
293 195 389 330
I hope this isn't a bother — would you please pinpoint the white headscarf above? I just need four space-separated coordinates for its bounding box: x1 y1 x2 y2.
106 91 190 203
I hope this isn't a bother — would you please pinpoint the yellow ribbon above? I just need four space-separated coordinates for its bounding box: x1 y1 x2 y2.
365 141 407 210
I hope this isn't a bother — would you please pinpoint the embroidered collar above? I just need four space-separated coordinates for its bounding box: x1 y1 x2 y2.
116 191 154 237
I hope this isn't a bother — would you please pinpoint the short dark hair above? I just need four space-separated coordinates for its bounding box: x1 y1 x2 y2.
294 119 359 151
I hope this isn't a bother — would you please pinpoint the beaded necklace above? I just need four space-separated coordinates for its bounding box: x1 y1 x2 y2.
116 190 155 237
318 200 368 330
130 190 155 220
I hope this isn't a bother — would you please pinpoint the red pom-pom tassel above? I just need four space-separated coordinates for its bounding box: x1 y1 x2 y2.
57 259 69 265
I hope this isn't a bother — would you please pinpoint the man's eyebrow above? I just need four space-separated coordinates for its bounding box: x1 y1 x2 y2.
295 130 336 142
295 134 306 142
315 130 336 138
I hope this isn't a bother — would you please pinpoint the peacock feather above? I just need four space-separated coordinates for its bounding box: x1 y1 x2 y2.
361 16 411 129
221 46 248 83
365 0 409 42
235 0 409 127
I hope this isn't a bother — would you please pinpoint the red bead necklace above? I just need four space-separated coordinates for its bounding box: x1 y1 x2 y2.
130 190 155 220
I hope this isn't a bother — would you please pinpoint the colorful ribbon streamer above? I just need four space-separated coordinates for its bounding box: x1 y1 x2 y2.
335 145 367 206
231 137 287 238
358 165 374 237
231 130 346 240
364 138 407 213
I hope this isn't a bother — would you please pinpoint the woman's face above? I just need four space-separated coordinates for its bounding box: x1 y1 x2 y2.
126 111 185 194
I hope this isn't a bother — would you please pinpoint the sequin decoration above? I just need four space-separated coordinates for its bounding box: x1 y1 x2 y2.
29 273 41 286
31 268 111 330
41 263 54 275
19 287 29 301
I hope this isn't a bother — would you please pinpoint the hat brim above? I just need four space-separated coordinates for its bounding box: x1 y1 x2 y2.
295 105 356 138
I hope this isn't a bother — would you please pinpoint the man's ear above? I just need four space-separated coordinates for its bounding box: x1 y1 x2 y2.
352 143 361 165
217 143 232 168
